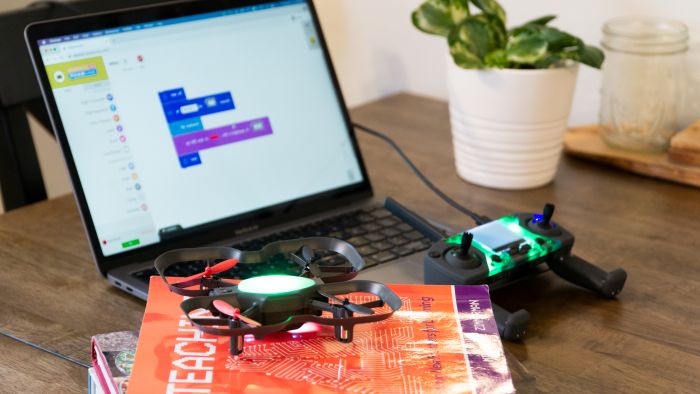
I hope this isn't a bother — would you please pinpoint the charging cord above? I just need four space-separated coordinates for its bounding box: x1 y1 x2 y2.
353 122 489 225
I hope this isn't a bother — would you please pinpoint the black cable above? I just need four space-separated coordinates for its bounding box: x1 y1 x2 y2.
353 122 489 225
0 328 90 369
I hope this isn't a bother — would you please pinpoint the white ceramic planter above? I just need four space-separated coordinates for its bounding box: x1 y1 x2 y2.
447 57 579 189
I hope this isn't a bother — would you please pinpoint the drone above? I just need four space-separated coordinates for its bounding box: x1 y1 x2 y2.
154 237 402 356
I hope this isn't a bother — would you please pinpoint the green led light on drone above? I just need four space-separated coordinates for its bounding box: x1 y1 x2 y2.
237 275 316 295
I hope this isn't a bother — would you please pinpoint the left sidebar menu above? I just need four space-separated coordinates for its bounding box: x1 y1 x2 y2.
48 56 158 255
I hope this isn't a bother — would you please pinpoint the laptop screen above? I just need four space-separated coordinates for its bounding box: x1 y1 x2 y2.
35 0 365 257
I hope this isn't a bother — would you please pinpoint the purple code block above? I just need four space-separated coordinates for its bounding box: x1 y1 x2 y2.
173 117 272 156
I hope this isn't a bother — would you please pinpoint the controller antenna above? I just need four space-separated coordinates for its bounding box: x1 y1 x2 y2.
459 232 473 257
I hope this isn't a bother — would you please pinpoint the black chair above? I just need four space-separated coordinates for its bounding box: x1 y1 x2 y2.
0 0 169 211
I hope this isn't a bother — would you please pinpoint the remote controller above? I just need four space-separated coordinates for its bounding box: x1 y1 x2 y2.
421 203 627 341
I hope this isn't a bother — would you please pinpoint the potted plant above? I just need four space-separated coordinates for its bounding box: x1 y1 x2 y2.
413 0 604 189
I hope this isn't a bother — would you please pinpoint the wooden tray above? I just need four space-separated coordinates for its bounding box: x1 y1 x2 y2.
564 125 700 188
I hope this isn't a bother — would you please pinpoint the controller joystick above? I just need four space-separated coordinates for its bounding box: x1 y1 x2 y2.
528 203 562 236
445 232 481 269
458 231 473 257
540 203 555 228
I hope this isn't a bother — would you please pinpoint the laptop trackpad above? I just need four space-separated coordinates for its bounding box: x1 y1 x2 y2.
356 255 424 285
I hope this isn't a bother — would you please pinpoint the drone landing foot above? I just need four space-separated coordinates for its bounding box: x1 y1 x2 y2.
230 335 244 356
332 308 354 342
228 320 244 356
336 325 354 343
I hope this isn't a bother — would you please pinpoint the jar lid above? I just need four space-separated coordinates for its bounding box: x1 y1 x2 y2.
602 17 688 55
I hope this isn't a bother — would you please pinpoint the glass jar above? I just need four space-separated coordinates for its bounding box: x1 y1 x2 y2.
680 43 700 129
600 17 689 152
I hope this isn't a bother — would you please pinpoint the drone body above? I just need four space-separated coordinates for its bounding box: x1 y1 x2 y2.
154 237 402 356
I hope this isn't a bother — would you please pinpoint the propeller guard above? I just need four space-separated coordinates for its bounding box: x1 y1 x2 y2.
155 237 366 296
180 280 402 355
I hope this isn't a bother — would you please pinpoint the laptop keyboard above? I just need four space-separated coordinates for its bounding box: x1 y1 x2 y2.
131 205 433 284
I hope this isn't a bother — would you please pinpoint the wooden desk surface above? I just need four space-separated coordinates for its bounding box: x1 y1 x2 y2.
1 94 699 393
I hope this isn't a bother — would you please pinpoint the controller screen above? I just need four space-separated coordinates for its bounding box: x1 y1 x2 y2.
470 221 524 252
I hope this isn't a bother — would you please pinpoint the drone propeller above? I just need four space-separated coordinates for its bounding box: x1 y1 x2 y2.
317 289 375 315
290 246 324 277
212 300 261 327
178 258 238 283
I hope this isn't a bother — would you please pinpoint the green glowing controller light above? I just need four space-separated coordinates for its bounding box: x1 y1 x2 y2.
445 216 562 277
237 275 316 295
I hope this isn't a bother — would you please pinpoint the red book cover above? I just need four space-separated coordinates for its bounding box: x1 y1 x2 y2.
128 277 514 393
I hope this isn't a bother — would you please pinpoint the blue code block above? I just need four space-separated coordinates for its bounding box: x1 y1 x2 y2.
169 117 204 136
179 153 202 168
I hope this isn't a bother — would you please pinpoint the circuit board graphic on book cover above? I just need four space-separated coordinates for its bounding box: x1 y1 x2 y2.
128 278 514 394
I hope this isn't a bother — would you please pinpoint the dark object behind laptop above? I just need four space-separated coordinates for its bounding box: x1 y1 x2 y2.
0 0 169 211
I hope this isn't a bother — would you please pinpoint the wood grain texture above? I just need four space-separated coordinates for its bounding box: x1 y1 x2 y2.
565 125 700 187
669 119 700 166
0 94 699 392
0 336 85 393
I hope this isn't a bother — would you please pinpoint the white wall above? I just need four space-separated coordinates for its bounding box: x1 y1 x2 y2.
314 0 700 126
1 0 699 213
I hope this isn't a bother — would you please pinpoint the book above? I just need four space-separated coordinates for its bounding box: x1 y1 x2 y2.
129 277 514 393
88 367 104 394
91 330 138 394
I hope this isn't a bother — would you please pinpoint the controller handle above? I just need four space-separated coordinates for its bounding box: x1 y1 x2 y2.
492 303 530 341
549 255 627 299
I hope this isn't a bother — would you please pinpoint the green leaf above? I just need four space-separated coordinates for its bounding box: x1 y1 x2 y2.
470 0 506 25
447 14 507 69
509 15 557 37
449 40 484 68
449 14 507 59
482 12 508 45
509 23 536 38
533 54 561 69
522 15 556 26
484 49 508 68
538 26 582 51
533 46 592 69
509 24 580 51
506 35 548 64
414 0 604 70
579 45 605 69
533 52 575 68
412 0 470 36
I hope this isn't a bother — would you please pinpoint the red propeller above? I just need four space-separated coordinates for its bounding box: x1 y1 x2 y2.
178 258 238 283
212 300 261 327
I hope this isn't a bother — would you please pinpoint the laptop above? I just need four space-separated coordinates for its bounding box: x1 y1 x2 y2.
26 0 438 300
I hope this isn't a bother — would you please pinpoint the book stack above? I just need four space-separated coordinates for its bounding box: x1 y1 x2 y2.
89 277 515 393
88 330 138 394
128 277 515 393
